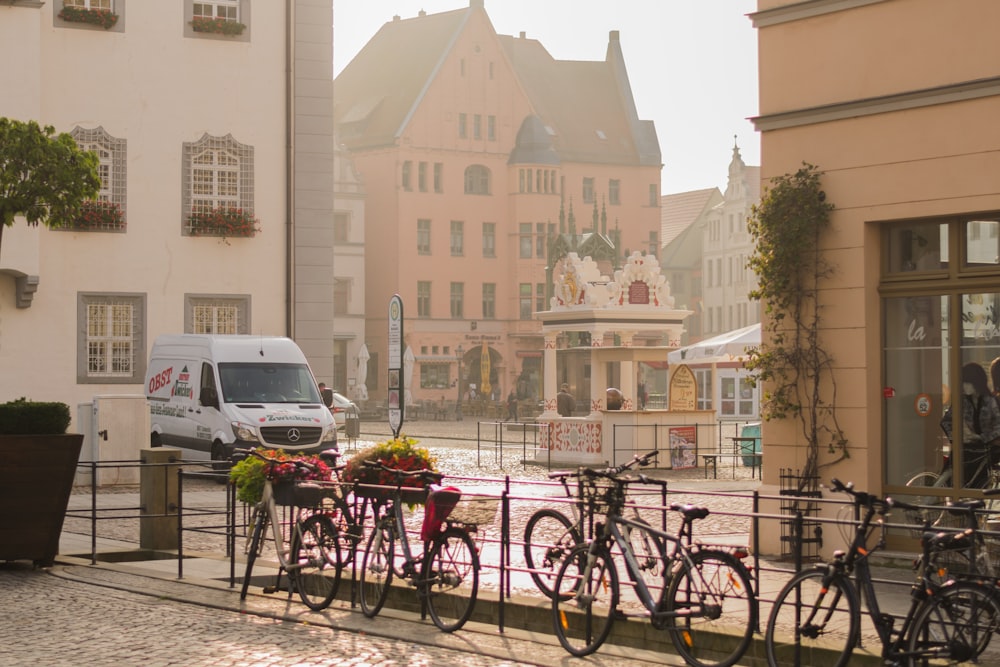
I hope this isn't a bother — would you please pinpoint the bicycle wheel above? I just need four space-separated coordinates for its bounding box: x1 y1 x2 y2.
664 549 755 667
764 569 859 667
552 544 619 657
907 580 1000 664
423 527 480 632
359 521 395 618
290 514 341 611
240 508 266 600
523 508 581 599
906 470 946 526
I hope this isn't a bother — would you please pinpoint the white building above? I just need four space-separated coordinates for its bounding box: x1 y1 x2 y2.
0 2 339 429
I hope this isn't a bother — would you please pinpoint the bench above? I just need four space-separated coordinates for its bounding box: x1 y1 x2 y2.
701 437 762 479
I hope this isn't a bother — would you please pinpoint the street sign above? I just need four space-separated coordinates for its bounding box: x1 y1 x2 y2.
387 294 404 437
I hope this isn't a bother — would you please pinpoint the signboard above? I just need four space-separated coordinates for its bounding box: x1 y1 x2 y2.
387 295 404 436
669 364 698 411
669 425 697 469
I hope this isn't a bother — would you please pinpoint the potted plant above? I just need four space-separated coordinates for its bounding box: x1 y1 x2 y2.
343 436 438 507
58 5 120 30
190 16 247 36
229 448 333 506
69 199 125 231
187 206 260 242
0 398 84 566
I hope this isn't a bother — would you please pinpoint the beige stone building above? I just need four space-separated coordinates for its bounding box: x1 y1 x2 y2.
334 1 662 410
752 0 1000 549
0 2 337 428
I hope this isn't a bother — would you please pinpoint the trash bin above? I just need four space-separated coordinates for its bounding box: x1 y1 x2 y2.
740 422 761 467
345 407 360 438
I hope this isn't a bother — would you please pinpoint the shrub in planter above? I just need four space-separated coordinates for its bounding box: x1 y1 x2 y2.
229 448 333 505
0 398 82 566
0 397 71 435
58 6 119 30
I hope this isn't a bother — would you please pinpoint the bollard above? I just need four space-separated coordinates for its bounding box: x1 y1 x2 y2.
140 447 181 550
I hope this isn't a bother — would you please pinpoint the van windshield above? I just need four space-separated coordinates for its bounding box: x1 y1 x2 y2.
218 363 322 404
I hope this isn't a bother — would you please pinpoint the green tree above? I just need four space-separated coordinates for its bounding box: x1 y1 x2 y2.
0 118 101 255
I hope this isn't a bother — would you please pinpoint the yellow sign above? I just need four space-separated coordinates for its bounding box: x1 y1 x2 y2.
669 365 698 411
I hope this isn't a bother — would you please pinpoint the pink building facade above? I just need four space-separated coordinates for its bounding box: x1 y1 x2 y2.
335 1 663 408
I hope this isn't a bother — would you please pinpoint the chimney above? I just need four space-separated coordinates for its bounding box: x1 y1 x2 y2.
609 30 620 43
393 15 400 21
418 10 426 17
519 31 526 39
471 0 485 8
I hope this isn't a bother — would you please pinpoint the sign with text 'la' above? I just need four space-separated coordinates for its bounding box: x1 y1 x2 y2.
387 294 404 436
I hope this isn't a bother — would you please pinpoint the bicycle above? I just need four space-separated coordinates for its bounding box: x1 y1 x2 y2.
235 448 344 611
764 478 1000 667
358 461 480 632
905 442 1000 525
551 458 755 667
523 452 670 599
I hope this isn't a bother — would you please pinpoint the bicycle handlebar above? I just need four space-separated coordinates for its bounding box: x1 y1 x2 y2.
829 477 894 512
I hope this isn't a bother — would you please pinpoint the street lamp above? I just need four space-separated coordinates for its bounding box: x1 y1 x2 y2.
455 344 464 421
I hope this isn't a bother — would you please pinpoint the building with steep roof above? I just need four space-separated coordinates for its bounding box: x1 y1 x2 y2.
335 0 662 407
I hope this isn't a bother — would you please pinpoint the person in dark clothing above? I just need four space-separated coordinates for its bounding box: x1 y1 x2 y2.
940 362 1000 487
557 383 575 417
506 390 518 422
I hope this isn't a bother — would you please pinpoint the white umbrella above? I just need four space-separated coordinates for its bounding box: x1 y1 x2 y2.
356 343 370 401
403 346 415 407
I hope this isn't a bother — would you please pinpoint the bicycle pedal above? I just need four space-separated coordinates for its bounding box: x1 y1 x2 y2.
262 585 279 594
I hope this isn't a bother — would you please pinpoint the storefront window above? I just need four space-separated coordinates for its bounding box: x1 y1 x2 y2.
883 216 1000 495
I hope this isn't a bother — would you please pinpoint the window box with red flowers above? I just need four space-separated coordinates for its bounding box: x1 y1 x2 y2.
58 6 119 30
190 16 246 36
187 206 259 240
70 199 126 231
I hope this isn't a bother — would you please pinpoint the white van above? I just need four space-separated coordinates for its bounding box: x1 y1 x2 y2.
145 335 337 465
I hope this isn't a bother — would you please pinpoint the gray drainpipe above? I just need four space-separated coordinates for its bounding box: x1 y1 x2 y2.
285 0 295 337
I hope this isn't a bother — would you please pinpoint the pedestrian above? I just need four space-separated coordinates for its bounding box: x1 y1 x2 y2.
557 383 575 417
506 390 518 422
940 362 1000 487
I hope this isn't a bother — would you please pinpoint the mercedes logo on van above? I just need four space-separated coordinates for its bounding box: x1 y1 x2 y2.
287 428 301 442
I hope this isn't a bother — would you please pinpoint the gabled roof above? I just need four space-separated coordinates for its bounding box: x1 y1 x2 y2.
498 33 659 166
334 8 470 149
660 188 723 247
659 216 705 270
333 4 660 168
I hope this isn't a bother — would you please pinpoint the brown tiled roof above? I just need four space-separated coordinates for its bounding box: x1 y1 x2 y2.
334 9 469 149
660 188 722 247
499 34 659 166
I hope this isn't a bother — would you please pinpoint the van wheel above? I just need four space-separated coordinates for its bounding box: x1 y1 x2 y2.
211 441 229 484
150 432 162 448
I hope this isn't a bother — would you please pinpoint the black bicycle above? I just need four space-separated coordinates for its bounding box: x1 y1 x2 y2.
764 478 1000 667
551 459 755 666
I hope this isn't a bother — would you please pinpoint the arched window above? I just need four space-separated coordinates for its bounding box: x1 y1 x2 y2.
464 165 491 195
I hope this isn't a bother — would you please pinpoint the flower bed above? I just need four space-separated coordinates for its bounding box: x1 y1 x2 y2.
59 6 119 30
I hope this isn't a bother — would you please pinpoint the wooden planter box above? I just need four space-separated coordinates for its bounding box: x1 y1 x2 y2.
0 434 84 566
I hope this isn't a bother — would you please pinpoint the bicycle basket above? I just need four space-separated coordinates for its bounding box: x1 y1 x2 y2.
581 477 622 515
273 481 334 508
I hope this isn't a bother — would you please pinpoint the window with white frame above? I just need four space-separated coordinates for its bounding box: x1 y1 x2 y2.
65 0 113 9
482 222 495 257
182 134 253 235
450 220 464 256
694 368 712 410
78 293 145 383
482 283 496 320
185 295 249 334
417 281 431 318
417 219 431 254
464 165 491 195
450 282 464 318
420 363 450 389
68 126 126 232
193 0 237 21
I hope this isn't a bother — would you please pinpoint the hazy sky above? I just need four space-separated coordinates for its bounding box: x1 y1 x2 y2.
332 0 759 195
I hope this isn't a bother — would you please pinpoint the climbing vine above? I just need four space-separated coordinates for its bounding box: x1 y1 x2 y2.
746 164 847 482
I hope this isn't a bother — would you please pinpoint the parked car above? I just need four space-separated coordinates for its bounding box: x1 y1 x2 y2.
329 391 359 432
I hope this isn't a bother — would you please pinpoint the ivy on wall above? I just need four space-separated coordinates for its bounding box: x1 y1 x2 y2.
746 163 847 482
